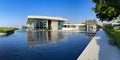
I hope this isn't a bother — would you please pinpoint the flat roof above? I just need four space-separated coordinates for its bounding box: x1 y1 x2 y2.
27 16 67 24
64 24 86 26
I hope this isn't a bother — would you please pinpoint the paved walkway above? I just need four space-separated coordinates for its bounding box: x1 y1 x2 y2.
77 29 120 60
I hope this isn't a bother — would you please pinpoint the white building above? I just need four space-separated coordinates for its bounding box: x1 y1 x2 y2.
62 24 86 31
27 16 67 31
62 20 98 32
26 16 98 32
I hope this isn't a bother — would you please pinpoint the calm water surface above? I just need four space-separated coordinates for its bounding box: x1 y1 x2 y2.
0 30 95 60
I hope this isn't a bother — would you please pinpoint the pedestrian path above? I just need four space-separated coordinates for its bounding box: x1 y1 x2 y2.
77 29 120 60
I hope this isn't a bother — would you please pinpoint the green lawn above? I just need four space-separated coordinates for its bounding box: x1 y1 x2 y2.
114 30 120 48
0 28 18 33
115 30 120 32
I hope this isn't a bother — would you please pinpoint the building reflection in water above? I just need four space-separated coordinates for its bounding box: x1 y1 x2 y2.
27 31 65 47
85 33 96 38
27 31 96 48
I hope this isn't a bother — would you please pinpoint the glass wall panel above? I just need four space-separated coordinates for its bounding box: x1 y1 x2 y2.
34 19 47 30
58 21 64 30
79 26 86 31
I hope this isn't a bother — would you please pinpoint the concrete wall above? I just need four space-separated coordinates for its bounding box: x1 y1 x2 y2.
51 20 58 30
93 25 97 32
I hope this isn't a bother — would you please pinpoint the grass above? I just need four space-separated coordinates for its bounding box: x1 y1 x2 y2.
104 25 120 48
115 30 120 32
113 30 120 48
0 28 18 33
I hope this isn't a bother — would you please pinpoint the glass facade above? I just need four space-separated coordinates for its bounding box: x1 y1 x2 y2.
58 21 64 30
34 19 47 30
87 24 94 32
79 26 86 31
30 19 65 30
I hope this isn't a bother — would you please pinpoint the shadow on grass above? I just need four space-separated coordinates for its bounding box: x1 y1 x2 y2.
96 30 120 60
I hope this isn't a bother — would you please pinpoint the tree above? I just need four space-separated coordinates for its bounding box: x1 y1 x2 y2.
21 25 27 29
92 0 120 22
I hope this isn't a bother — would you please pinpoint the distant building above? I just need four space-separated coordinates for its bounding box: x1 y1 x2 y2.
62 19 98 32
62 24 86 31
86 19 98 32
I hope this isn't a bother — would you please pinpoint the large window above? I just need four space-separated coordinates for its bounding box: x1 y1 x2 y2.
79 26 86 31
58 21 64 30
34 19 47 30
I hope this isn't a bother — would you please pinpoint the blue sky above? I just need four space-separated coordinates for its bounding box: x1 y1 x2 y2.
0 0 100 27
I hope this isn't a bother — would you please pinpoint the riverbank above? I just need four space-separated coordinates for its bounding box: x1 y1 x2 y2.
77 29 120 60
0 28 18 34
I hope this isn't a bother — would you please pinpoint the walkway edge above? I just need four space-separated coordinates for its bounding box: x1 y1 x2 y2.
77 29 120 60
77 33 97 60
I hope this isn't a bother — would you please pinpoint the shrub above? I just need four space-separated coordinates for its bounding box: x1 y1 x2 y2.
104 25 120 48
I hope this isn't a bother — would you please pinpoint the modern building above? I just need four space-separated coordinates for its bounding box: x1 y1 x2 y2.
27 16 67 31
62 24 86 31
27 16 98 32
62 19 98 32
86 19 98 32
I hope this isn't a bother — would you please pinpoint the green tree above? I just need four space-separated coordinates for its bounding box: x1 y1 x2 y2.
92 0 120 22
21 26 27 29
